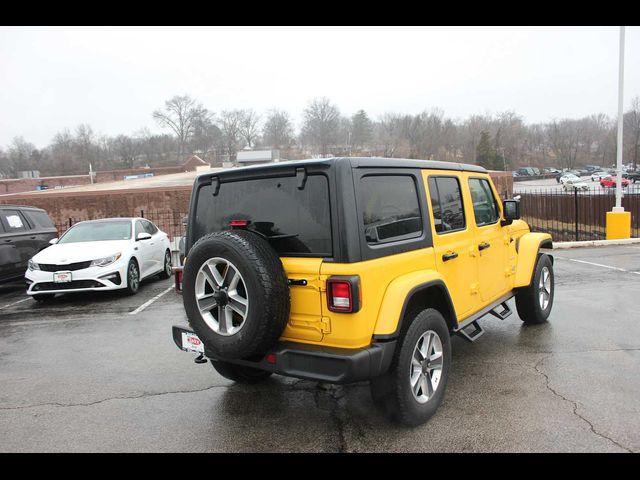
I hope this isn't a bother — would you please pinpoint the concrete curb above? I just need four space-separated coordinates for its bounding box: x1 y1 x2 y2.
553 238 640 249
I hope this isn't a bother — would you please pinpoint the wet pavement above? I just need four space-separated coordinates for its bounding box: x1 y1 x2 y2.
1 245 639 452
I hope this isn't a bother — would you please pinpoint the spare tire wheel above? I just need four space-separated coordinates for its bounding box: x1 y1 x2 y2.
182 230 290 359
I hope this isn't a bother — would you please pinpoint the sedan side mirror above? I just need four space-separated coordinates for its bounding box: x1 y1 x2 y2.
136 232 152 241
49 238 59 245
501 199 520 226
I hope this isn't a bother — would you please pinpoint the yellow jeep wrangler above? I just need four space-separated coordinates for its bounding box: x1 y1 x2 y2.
173 157 554 426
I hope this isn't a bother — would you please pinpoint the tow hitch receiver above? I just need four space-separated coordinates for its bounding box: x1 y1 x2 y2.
172 325 207 364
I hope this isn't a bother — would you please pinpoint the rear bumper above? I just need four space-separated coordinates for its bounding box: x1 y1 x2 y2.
172 325 396 384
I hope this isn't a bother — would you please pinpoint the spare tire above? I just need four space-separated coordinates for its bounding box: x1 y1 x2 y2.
182 230 290 359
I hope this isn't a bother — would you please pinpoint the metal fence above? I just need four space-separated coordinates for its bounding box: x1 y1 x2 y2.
54 210 187 241
519 186 640 241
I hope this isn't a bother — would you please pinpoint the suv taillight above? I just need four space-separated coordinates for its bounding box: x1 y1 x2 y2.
327 276 361 313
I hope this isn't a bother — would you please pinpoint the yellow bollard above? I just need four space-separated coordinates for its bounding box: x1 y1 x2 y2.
606 211 632 240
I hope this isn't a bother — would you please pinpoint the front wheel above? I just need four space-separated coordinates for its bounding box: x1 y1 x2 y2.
515 254 554 324
124 259 140 295
370 308 451 426
158 250 172 279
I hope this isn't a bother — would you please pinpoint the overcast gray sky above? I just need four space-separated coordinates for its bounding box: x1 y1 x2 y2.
1 26 638 148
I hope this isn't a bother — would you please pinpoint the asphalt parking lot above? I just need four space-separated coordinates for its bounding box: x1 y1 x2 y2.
1 245 639 452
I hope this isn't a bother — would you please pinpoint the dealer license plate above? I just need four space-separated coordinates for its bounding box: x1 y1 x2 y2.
181 331 204 353
53 271 72 283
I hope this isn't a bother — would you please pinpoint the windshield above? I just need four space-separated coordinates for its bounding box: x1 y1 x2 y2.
58 221 132 243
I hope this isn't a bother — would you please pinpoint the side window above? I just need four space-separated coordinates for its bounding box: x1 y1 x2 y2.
24 210 55 229
0 210 28 232
142 220 158 235
427 177 466 233
360 175 422 245
135 221 145 238
468 178 500 226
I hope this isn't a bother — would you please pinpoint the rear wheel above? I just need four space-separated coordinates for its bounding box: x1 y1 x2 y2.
211 360 272 384
515 254 554 324
370 308 451 426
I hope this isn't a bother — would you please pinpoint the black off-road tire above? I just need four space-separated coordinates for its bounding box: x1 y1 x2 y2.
370 308 451 426
515 253 554 325
124 259 140 295
211 360 273 384
158 249 172 279
182 230 290 360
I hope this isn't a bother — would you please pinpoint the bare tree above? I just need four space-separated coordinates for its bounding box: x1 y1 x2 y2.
218 110 246 160
300 97 341 156
624 96 640 170
153 95 211 157
239 109 261 149
262 109 294 150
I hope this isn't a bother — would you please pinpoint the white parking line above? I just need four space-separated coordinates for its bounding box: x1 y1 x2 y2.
556 256 640 275
129 286 174 315
0 297 30 310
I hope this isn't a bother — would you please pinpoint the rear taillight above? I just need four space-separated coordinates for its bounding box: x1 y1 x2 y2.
326 276 361 313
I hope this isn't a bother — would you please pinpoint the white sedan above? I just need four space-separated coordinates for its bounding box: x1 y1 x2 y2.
25 218 172 301
562 177 590 191
590 171 610 181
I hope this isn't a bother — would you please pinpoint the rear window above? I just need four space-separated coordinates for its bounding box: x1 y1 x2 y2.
193 174 332 256
23 210 55 229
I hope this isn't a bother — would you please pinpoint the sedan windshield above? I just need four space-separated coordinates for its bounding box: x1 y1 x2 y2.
58 221 132 243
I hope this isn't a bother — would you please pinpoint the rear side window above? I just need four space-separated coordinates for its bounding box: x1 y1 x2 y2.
360 175 422 244
0 210 28 232
428 177 466 233
23 210 55 229
142 220 158 235
193 174 332 256
468 178 500 226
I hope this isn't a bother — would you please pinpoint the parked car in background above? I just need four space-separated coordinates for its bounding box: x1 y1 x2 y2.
627 171 640 183
562 177 590 191
600 176 630 189
0 205 57 283
559 173 581 185
590 171 610 181
25 217 172 301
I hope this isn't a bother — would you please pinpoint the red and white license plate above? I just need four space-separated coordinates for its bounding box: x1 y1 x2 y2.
181 332 204 353
53 271 72 283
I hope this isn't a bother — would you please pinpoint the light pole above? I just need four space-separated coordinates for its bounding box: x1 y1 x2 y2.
614 26 625 211
606 25 632 239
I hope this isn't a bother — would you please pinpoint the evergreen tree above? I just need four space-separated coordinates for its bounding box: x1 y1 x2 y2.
350 110 373 151
476 130 495 169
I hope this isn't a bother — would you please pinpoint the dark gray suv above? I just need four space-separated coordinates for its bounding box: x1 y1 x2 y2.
0 205 57 283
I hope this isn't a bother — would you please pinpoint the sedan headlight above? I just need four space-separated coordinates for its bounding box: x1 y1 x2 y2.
90 253 122 267
28 259 40 271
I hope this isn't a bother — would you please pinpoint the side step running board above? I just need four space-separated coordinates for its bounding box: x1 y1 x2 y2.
456 321 484 343
489 301 512 320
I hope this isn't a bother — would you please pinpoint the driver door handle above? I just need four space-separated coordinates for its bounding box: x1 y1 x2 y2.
442 252 458 262
478 242 491 251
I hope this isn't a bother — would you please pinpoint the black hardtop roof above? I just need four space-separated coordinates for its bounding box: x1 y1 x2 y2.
198 157 486 183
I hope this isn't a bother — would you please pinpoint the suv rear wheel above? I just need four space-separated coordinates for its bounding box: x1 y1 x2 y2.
182 230 290 360
370 308 451 426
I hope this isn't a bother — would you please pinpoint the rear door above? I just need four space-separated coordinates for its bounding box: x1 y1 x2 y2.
191 172 333 343
424 173 480 319
0 209 34 277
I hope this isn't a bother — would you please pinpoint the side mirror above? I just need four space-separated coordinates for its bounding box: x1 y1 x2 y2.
136 232 152 241
501 199 520 226
49 238 59 245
